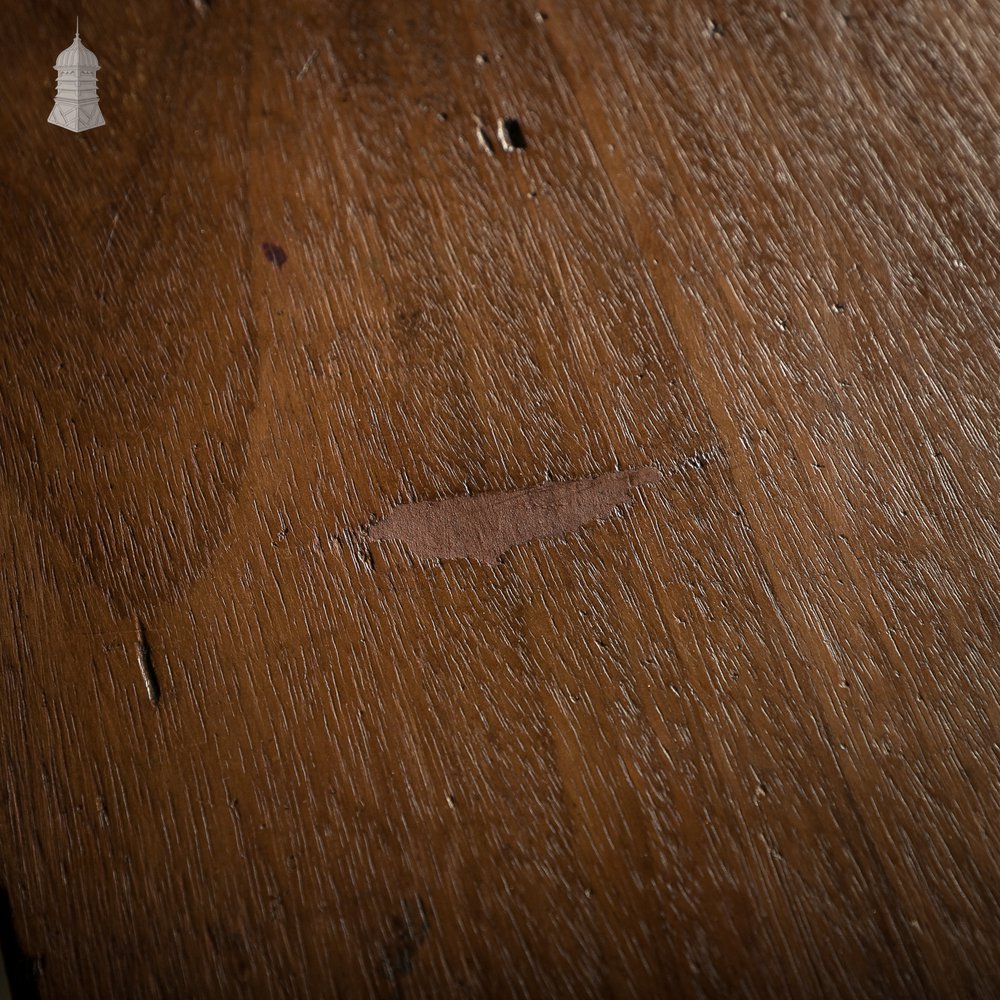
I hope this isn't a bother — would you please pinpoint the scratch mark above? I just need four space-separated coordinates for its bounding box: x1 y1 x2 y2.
370 467 661 563
262 242 287 268
100 182 139 262
101 210 121 261
135 619 160 706
296 49 318 80
192 0 211 14
474 118 495 155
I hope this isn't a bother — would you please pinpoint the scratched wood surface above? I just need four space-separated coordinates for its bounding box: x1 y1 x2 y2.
1 0 999 996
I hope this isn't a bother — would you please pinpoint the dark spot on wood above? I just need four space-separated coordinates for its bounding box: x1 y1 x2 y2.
276 512 290 542
262 242 287 269
708 18 725 37
475 52 490 65
369 467 660 563
206 923 250 981
191 0 211 14
135 619 160 706
498 117 527 151
0 887 42 1000
382 896 430 987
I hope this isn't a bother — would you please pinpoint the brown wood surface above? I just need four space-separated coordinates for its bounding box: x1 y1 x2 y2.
1 0 999 996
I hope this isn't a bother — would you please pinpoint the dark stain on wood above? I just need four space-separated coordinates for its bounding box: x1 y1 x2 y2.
381 896 430 989
370 467 661 562
261 242 287 268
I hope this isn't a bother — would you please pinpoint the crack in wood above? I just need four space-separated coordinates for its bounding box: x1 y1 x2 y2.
135 619 161 707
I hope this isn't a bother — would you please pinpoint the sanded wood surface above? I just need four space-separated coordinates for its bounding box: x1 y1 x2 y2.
1 0 998 996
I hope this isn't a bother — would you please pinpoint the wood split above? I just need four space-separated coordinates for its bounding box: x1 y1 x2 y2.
135 619 161 706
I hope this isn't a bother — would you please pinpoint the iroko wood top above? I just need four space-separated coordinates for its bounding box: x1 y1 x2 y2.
1 1 998 996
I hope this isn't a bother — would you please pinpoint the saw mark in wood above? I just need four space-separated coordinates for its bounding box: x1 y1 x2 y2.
370 467 660 563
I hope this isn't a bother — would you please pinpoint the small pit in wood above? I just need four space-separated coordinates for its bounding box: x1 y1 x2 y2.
498 118 527 151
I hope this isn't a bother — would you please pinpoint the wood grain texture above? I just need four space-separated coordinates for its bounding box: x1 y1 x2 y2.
1 0 998 996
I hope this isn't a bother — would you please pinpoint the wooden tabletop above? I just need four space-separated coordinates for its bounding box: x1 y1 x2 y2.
2 1 998 996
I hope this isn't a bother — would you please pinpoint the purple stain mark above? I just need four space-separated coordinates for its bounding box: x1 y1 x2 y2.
262 242 287 269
